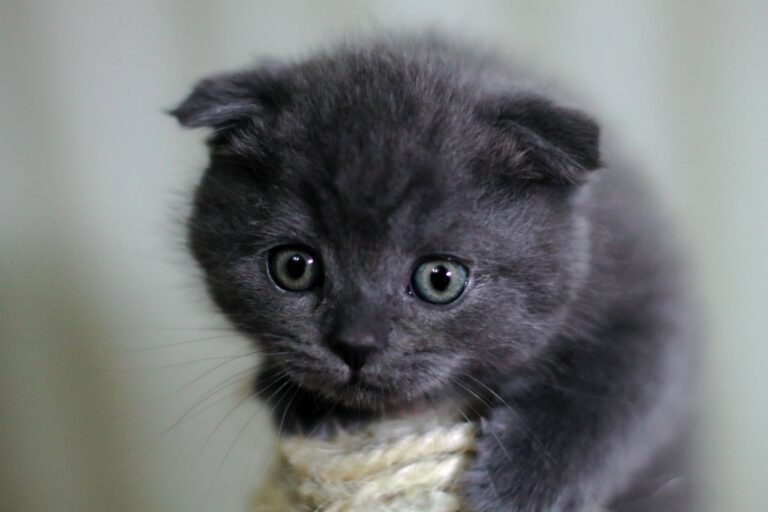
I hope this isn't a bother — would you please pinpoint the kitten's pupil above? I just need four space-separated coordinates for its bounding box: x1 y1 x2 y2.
430 265 452 291
286 254 307 280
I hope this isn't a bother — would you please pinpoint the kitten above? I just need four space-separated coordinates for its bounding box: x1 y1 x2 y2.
171 35 694 512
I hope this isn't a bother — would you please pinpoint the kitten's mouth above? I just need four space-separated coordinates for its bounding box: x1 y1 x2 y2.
275 356 459 418
333 376 457 421
297 370 434 414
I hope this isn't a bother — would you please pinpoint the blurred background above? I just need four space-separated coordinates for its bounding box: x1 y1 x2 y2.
1 1 766 511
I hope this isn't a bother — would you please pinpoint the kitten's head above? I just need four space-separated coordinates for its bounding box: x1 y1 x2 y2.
172 39 600 410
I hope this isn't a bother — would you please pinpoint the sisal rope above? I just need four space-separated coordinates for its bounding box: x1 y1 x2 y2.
253 416 476 511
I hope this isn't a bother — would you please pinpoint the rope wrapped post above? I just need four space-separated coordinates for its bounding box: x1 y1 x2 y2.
253 417 476 512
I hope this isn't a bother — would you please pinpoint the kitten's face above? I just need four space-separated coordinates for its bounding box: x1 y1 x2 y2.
177 46 598 410
189 116 589 411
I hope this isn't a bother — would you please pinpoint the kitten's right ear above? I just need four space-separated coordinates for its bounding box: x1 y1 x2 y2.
169 63 289 130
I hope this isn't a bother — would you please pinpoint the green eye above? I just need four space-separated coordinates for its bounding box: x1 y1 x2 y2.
411 257 469 305
267 246 322 291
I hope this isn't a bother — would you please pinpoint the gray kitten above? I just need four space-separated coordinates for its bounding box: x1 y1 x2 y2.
172 35 695 511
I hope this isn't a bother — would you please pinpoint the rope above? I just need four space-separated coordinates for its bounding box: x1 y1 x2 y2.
253 416 476 511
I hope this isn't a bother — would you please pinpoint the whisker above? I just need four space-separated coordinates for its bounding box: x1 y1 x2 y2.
109 351 263 432
451 377 495 410
437 385 474 426
136 366 277 460
133 372 257 462
114 333 246 354
234 380 303 506
239 387 309 501
448 377 514 467
200 393 261 512
277 385 301 438
101 353 259 373
193 369 291 464
422 387 501 502
171 365 289 436
461 374 511 408
308 400 340 438
456 374 560 469
194 391 256 466
138 326 239 332
164 368 257 433
163 352 263 399
527 376 633 406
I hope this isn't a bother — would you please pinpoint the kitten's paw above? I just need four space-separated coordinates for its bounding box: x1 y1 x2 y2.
458 418 587 512
459 462 506 512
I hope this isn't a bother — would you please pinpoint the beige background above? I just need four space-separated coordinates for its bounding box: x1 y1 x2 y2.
1 1 766 511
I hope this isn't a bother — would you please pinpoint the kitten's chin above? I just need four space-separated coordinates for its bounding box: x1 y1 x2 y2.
327 381 419 411
327 380 459 422
324 379 486 425
291 370 436 414
385 395 445 418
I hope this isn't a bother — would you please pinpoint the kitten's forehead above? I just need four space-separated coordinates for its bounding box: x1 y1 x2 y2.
259 60 505 262
273 131 468 246
301 169 454 250
271 162 489 267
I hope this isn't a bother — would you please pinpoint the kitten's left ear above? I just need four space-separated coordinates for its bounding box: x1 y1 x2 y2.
478 95 601 184
169 62 289 130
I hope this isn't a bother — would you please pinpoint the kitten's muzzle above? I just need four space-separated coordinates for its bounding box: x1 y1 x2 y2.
326 299 390 376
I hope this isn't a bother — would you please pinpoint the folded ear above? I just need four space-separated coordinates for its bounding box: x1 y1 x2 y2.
478 95 601 184
169 62 289 130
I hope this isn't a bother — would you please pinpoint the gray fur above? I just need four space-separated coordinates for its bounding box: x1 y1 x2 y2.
172 35 694 511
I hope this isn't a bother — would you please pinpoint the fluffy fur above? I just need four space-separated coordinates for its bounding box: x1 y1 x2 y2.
172 35 694 511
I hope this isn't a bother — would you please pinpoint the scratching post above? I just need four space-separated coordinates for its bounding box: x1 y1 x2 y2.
253 416 476 511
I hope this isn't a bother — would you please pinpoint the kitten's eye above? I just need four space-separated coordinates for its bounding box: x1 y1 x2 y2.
411 257 469 305
267 246 322 292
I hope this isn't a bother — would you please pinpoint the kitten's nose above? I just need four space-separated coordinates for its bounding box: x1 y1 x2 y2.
328 334 379 372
